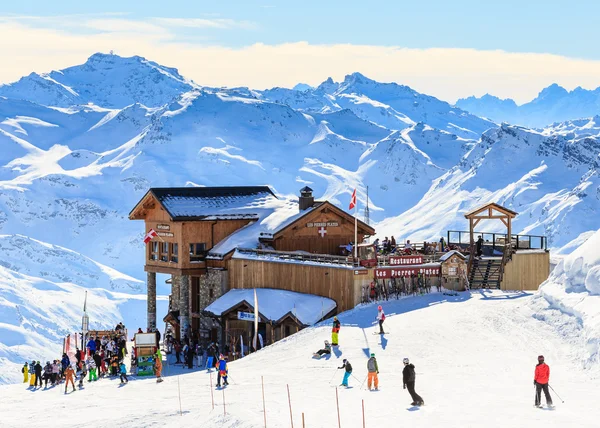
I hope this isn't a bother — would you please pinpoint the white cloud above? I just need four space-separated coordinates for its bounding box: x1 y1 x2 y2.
2 17 600 104
152 17 256 30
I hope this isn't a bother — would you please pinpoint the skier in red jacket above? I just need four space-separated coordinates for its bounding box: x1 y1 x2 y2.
534 355 553 408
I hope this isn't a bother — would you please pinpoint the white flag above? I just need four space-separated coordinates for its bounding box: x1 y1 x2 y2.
253 289 259 350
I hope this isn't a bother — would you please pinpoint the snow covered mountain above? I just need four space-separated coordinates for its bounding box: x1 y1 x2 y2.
456 84 600 128
2 52 600 385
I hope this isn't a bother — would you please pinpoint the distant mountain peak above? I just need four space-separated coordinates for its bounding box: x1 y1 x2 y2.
535 83 568 100
292 83 314 92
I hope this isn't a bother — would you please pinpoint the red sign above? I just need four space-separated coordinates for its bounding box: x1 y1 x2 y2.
374 266 441 279
389 255 423 265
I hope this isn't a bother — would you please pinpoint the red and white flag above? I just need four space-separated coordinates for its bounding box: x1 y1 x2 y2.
349 188 357 210
143 228 158 244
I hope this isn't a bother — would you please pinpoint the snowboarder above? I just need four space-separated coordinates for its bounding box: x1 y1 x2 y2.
376 305 385 334
331 316 341 346
119 361 128 384
34 361 43 388
216 355 228 387
64 365 76 393
155 349 163 383
534 355 553 408
367 353 379 391
402 358 424 406
338 359 352 387
313 340 332 358
28 361 36 387
22 362 28 383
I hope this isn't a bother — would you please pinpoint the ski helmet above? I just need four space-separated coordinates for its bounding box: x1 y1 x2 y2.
343 359 347 363
325 340 330 345
370 353 375 357
403 357 409 364
378 305 382 310
538 355 544 362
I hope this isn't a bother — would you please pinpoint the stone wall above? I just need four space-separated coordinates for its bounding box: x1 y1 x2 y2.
196 269 228 344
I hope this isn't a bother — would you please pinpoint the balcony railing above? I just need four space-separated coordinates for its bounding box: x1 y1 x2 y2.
447 230 547 251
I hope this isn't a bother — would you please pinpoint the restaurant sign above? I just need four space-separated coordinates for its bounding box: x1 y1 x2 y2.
307 222 339 227
157 224 170 231
374 266 441 279
389 255 423 265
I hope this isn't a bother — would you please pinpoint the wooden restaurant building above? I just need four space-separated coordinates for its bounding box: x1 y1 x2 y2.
129 186 375 346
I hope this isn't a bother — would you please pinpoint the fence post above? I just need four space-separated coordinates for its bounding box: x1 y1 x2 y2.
262 376 267 428
210 372 214 410
287 384 294 428
336 386 341 428
362 399 365 428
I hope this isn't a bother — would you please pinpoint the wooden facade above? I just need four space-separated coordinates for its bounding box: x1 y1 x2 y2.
228 258 365 312
500 251 550 291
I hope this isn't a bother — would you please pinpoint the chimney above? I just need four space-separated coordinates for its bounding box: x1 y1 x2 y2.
299 186 314 211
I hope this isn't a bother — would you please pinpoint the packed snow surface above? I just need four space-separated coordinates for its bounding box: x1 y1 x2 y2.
1 291 599 427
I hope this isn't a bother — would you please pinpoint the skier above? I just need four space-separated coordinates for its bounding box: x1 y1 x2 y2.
338 359 352 387
313 340 332 358
22 362 28 383
34 361 43 388
402 358 424 406
155 349 163 383
331 316 341 346
43 361 52 388
28 360 36 387
376 305 386 334
216 355 229 387
87 358 98 382
367 353 379 391
534 355 553 408
64 365 76 393
119 361 128 384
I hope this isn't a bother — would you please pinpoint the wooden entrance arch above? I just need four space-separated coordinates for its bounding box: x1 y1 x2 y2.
464 203 518 251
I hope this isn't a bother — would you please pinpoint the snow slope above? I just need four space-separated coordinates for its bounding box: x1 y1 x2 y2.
1 290 598 427
457 84 600 128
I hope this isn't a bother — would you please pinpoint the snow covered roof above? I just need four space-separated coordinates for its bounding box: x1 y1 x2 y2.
204 288 337 326
130 186 277 221
439 250 466 262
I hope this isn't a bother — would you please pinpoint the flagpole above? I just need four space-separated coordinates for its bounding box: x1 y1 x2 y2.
354 195 358 262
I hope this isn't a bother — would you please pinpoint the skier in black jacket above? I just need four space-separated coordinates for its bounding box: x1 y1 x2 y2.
338 359 352 387
402 358 424 406
34 361 43 388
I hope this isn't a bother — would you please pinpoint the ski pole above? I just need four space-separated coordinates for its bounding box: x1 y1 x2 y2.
548 384 564 403
360 375 368 390
328 368 339 384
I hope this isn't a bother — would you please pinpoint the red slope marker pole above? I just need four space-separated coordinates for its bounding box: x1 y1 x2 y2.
223 388 226 416
210 372 214 410
287 384 294 428
362 399 365 428
336 387 341 428
262 376 267 428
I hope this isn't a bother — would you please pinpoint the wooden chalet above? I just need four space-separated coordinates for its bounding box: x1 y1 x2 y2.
129 186 375 345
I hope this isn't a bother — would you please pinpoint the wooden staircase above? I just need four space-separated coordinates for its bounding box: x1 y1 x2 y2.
468 258 503 289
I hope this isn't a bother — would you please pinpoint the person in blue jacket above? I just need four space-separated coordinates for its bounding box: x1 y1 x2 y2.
119 362 128 384
87 337 97 356
61 353 70 376
216 354 228 387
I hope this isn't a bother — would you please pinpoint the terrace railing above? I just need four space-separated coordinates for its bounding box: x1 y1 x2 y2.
447 230 547 252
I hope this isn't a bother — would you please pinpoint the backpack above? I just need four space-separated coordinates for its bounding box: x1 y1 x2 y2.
367 358 377 372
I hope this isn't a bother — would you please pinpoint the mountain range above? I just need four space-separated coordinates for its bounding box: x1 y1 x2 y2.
456 84 600 128
0 52 599 383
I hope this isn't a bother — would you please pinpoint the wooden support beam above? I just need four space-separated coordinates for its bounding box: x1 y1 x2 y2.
473 218 481 228
500 217 508 227
470 215 510 220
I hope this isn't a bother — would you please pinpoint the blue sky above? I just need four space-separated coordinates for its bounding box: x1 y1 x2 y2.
1 1 599 102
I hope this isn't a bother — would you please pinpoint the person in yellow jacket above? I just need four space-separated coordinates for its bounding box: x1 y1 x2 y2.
22 362 29 383
28 361 36 387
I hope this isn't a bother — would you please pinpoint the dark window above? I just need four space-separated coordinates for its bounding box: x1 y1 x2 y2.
209 287 214 299
285 325 290 337
171 243 178 263
150 241 159 261
189 243 207 262
160 242 169 262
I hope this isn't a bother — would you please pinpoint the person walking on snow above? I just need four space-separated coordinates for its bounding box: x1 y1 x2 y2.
28 361 36 387
119 361 128 384
87 359 98 382
376 306 386 334
367 353 379 390
43 361 52 388
64 365 76 393
338 359 352 387
155 349 163 383
87 337 97 357
22 362 28 383
331 316 341 346
216 355 229 387
534 355 553 408
34 361 43 388
402 358 424 406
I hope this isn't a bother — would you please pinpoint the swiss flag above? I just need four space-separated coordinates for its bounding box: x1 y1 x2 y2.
143 228 158 244
349 188 357 210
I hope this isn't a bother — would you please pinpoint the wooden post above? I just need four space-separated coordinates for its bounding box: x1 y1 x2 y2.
336 387 341 428
302 413 305 428
262 376 267 428
210 372 214 410
362 399 365 428
287 384 294 428
147 272 157 331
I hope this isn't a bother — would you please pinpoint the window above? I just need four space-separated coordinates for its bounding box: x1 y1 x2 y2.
160 242 169 262
149 241 159 261
171 243 179 263
189 243 207 262
209 287 214 299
